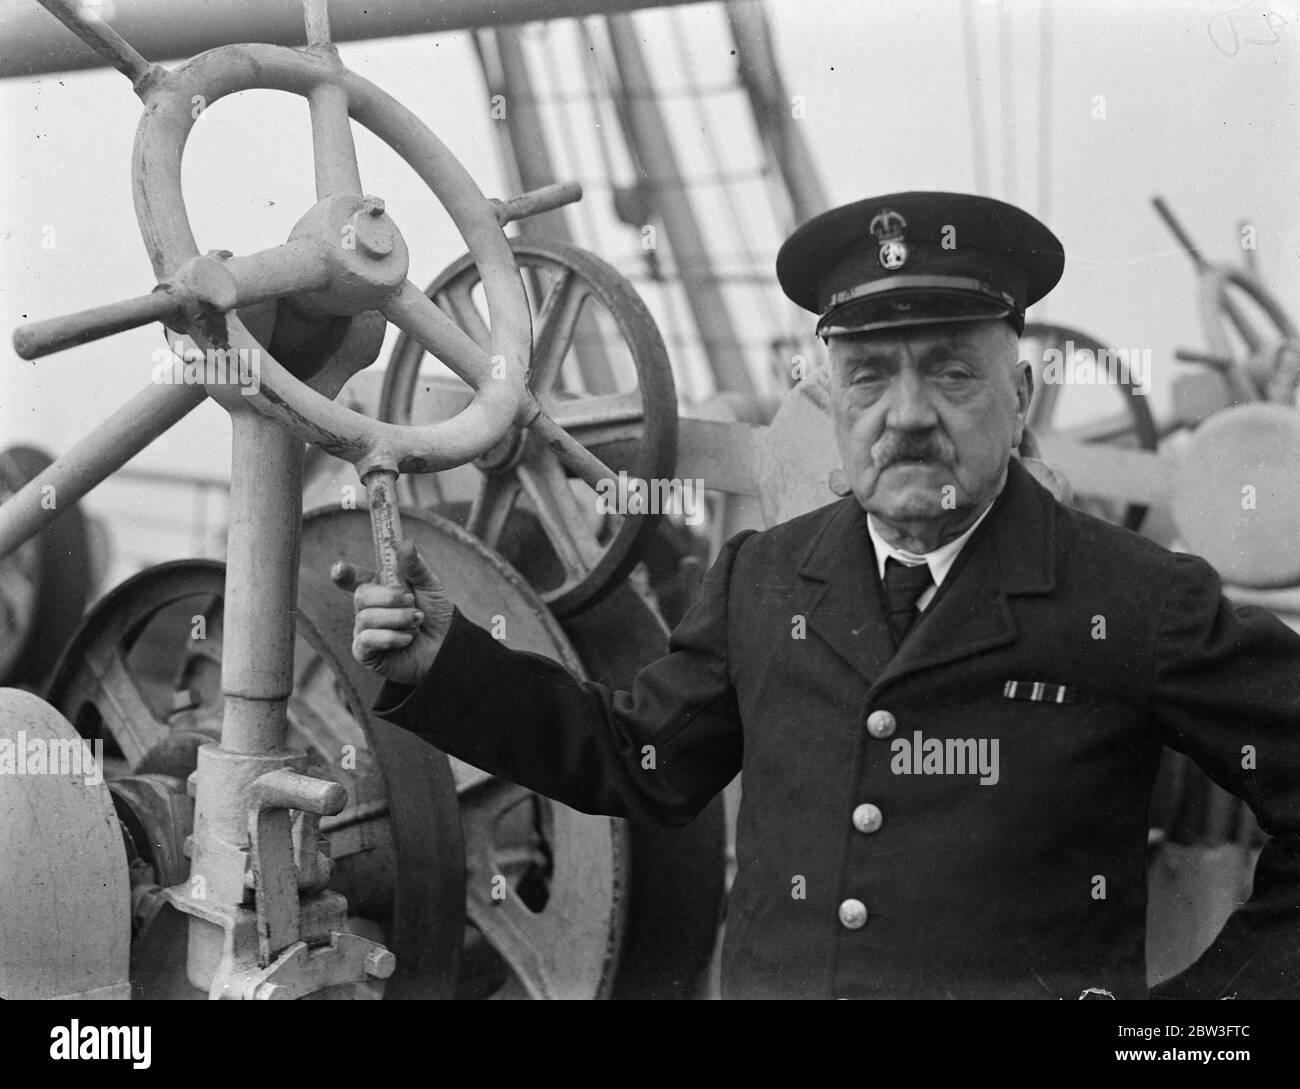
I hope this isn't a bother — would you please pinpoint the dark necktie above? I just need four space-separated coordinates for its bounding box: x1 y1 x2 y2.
883 557 934 646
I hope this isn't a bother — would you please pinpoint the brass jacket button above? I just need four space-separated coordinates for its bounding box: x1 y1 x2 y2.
838 898 869 929
852 803 883 834
865 710 896 738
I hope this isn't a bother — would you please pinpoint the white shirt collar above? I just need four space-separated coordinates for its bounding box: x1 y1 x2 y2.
866 497 998 591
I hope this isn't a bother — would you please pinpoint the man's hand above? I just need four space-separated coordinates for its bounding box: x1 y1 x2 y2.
330 540 454 687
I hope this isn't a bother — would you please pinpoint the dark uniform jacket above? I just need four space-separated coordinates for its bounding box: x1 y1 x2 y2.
376 457 1300 999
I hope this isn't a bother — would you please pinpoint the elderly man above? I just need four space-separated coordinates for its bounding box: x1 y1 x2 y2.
336 193 1300 999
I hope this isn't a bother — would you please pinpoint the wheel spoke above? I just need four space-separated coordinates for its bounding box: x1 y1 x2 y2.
0 547 38 647
465 890 561 1000
528 411 616 492
384 280 492 388
308 80 363 200
541 390 645 432
517 450 608 588
459 774 620 1000
287 684 365 769
1221 289 1265 354
34 0 158 88
434 281 492 354
531 269 588 395
466 472 522 548
84 652 169 768
541 391 647 452
292 647 362 744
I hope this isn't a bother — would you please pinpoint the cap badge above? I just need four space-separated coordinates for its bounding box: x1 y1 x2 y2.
869 208 908 270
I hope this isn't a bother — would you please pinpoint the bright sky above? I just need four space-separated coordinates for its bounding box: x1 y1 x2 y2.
1 0 1297 551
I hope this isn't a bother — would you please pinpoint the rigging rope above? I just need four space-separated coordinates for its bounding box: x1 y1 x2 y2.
1037 2 1054 226
998 0 1017 203
665 9 765 281
536 20 607 252
960 0 991 194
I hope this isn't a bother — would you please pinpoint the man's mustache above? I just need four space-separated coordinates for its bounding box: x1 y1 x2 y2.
870 431 955 470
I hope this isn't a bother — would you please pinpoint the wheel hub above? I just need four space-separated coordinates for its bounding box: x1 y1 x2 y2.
285 194 409 318
474 426 531 474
